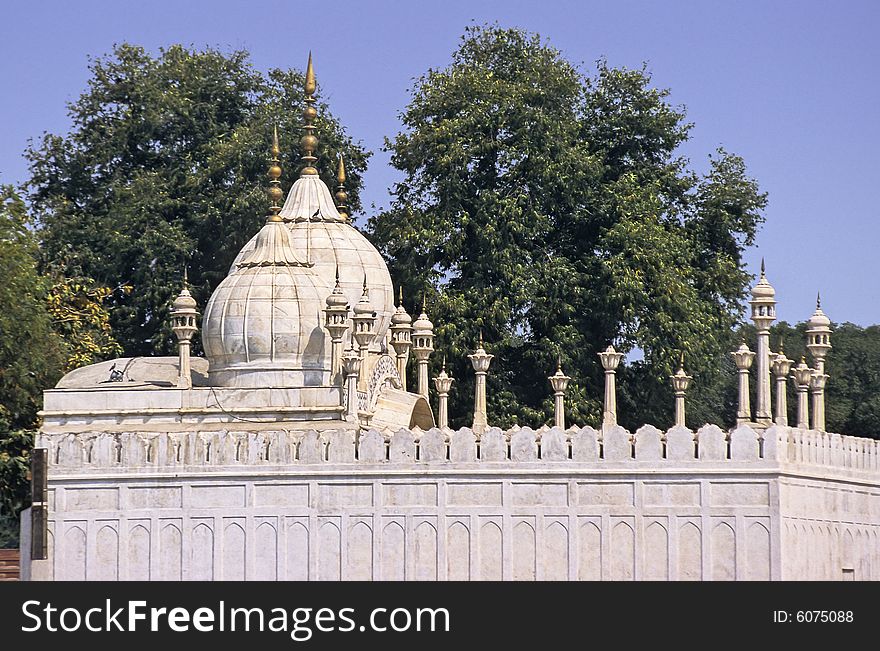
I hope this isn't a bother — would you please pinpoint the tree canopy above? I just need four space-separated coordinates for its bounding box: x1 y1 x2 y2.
368 25 767 428
27 44 370 357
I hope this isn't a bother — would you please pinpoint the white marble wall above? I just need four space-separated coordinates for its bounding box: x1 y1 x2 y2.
24 424 880 581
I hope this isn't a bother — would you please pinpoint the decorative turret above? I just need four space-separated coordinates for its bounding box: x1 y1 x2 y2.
334 155 349 221
548 357 571 429
598 345 624 429
389 287 413 390
669 352 692 428
170 270 198 389
468 332 493 435
750 259 776 426
771 339 793 426
324 266 350 387
433 356 455 430
412 298 435 399
732 341 756 425
806 294 831 432
792 357 813 429
352 276 377 390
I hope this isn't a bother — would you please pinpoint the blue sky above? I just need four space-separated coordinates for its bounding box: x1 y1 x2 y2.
1 0 878 326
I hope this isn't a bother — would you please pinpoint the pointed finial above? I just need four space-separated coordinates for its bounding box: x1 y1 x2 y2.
398 285 403 305
679 350 685 370
778 337 785 354
183 266 189 287
300 53 319 176
267 124 284 219
816 291 821 309
760 257 766 278
334 264 340 286
801 355 806 364
362 273 368 295
422 294 427 312
479 329 484 346
557 354 562 373
442 354 447 371
335 154 349 221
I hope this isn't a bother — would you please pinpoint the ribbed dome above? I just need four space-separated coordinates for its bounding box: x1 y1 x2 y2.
808 305 831 328
203 219 330 388
751 274 775 300
391 304 412 326
413 310 434 335
231 176 395 349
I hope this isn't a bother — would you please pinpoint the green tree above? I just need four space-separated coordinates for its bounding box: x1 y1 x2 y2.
369 25 766 429
27 44 370 357
0 185 64 547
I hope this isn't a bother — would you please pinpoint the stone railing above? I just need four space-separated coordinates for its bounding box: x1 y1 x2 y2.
37 423 880 474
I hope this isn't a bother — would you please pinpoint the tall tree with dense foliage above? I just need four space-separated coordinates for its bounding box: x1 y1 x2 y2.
27 44 370 357
369 25 767 428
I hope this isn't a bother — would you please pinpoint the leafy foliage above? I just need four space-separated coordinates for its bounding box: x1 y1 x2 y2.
27 44 370 357
369 25 767 428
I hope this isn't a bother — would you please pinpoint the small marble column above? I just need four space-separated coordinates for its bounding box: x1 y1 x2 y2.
669 354 692 428
598 345 624 429
771 345 793 426
433 358 454 430
548 359 571 429
324 269 350 387
468 336 493 435
792 357 812 429
170 277 198 390
731 341 756 425
389 289 413 391
341 345 362 423
412 301 435 400
810 372 828 432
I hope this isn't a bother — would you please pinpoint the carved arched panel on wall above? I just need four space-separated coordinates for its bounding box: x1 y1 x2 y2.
160 523 182 581
254 522 277 581
414 521 438 581
544 521 569 581
644 521 668 581
223 522 246 581
678 521 701 581
746 522 770 581
318 520 341 581
512 520 536 581
447 520 470 581
286 521 309 581
62 525 86 580
191 522 214 581
479 521 502 581
610 521 634 581
381 521 405 581
578 521 601 581
128 523 151 580
94 524 118 581
711 522 736 581
347 520 373 581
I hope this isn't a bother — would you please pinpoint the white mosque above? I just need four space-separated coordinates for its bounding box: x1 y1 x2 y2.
21 56 879 582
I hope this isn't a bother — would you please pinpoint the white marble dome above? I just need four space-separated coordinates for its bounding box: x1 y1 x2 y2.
232 175 395 350
203 218 330 388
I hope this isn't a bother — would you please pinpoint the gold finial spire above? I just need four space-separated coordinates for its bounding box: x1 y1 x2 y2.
183 266 189 287
300 52 319 176
760 257 766 278
267 124 284 220
335 154 349 221
442 354 447 371
816 291 821 309
679 350 685 370
557 354 562 373
398 285 404 305
779 337 785 354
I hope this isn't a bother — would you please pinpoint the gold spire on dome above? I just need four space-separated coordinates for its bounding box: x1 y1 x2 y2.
817 291 821 309
267 125 284 221
760 257 766 278
335 154 349 221
300 53 319 176
678 350 685 371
